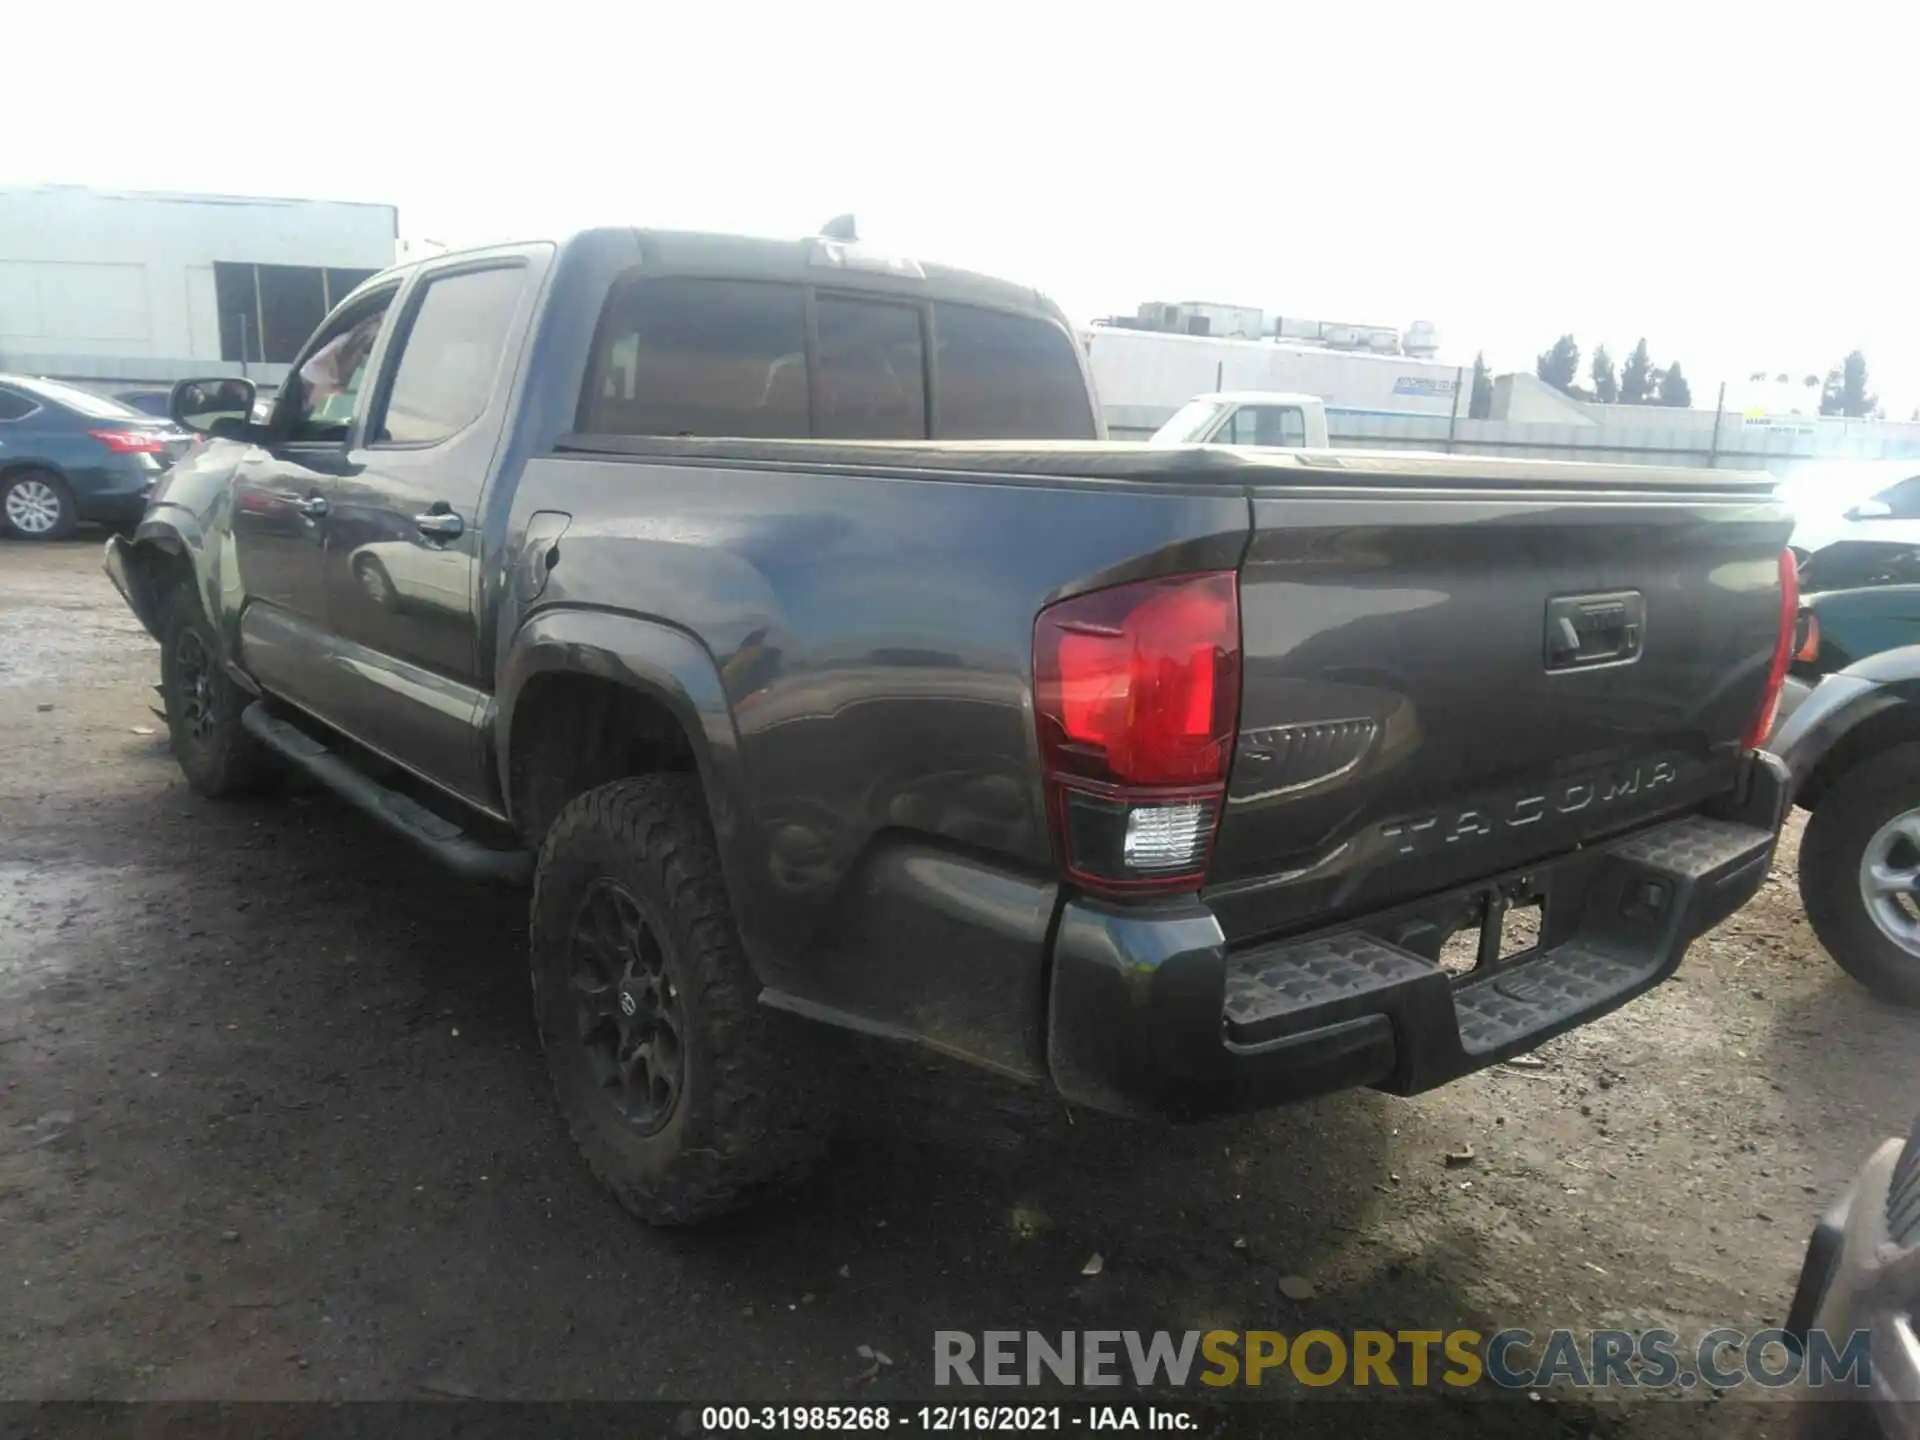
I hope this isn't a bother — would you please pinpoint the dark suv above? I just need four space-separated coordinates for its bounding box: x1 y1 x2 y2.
1770 549 1920 1007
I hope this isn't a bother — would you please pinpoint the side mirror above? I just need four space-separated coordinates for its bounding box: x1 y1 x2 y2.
1846 499 1894 521
170 377 258 437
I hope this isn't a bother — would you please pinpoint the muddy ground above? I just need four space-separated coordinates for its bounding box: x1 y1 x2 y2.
2 538 1917 1435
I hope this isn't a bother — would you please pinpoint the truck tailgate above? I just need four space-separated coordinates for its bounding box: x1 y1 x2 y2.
1208 466 1789 941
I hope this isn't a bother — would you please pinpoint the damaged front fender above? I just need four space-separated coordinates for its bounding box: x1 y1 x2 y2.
100 442 248 664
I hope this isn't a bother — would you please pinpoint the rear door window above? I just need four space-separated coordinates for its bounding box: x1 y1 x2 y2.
580 278 809 437
0 387 37 422
932 303 1096 440
814 296 926 440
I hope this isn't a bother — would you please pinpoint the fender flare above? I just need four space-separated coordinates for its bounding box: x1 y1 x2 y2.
495 606 741 794
1770 645 1920 797
493 606 767 940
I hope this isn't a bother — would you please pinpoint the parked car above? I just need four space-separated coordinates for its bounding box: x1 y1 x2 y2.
107 226 1794 1224
1792 573 1920 684
0 375 192 540
1766 546 1920 1007
1786 1117 1920 1435
1771 679 1920 1007
113 388 177 419
1783 462 1920 561
1146 391 1332 448
1798 541 1920 601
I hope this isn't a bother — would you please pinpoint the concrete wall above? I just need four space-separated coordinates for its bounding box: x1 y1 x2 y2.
0 187 397 385
1341 411 1920 474
1107 395 1920 476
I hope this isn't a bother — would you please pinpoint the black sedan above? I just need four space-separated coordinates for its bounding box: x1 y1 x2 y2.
0 375 192 541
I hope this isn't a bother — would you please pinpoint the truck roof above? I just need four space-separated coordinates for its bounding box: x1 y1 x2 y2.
359 227 1068 325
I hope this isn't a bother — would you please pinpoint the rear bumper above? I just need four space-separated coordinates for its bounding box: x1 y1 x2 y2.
1046 752 1789 1118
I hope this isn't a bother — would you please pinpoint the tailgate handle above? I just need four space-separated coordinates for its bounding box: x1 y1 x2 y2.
1545 591 1644 670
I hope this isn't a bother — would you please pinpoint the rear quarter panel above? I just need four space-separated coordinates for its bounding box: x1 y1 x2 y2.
500 453 1248 1027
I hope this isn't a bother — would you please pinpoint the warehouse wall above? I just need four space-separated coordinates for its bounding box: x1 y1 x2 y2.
0 187 396 383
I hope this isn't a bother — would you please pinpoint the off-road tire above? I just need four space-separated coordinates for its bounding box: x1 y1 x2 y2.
530 775 835 1224
1800 742 1920 1008
158 589 282 798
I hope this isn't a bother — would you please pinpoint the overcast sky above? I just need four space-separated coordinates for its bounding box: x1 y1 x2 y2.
8 1 1916 412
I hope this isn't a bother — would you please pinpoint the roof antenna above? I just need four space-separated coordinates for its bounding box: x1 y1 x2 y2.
819 214 858 242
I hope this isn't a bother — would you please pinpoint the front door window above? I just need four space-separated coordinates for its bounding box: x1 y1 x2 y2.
281 297 394 444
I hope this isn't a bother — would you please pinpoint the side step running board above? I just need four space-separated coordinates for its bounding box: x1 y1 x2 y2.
240 703 532 885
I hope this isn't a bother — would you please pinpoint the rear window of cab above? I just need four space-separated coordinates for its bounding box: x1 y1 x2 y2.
577 277 1096 443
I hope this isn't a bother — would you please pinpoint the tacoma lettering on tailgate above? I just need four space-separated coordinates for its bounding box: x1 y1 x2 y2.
1380 758 1680 857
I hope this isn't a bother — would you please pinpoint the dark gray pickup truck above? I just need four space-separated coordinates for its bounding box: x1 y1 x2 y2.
106 226 1797 1223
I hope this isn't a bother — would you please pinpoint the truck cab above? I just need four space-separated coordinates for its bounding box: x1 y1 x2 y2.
1147 390 1331 449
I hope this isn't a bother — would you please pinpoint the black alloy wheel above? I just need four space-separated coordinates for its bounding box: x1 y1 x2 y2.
568 877 686 1135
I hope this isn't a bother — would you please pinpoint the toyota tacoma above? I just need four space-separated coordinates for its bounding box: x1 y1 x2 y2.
105 225 1796 1222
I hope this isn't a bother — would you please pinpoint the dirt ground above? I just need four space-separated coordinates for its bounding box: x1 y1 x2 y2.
3 537 1917 1434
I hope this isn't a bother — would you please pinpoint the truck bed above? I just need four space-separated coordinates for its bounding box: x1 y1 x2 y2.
526 438 1786 1072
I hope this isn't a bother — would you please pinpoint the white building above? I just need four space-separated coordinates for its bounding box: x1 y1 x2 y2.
0 186 398 386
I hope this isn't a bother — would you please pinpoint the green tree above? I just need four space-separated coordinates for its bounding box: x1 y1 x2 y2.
1535 334 1580 394
1590 345 1619 404
1620 339 1656 405
1819 351 1877 418
1469 351 1494 419
1658 362 1692 408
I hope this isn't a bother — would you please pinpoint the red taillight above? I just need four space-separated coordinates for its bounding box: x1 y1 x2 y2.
90 428 167 455
1034 572 1241 894
1746 548 1799 751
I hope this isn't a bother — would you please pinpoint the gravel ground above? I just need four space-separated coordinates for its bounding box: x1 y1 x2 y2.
3 538 1916 1435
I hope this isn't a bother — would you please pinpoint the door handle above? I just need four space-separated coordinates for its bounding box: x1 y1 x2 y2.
1544 591 1645 670
297 495 329 519
414 509 465 541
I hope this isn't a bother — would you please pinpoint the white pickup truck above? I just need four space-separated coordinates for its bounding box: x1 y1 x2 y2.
1146 390 1331 449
